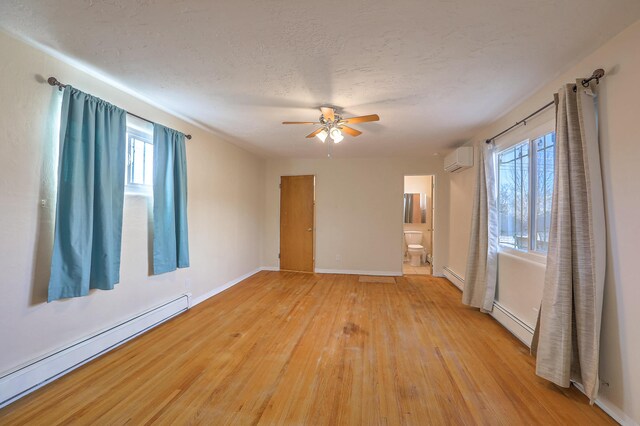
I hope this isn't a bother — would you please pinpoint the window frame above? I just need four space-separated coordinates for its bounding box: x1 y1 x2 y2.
125 125 154 196
531 132 555 253
494 115 555 263
497 139 531 252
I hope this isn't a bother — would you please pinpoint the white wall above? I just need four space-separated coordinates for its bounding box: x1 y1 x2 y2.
262 157 449 275
447 19 640 424
0 32 265 374
404 175 431 194
446 167 474 276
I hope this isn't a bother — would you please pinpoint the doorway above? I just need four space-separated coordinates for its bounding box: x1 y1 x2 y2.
402 175 434 275
280 175 315 273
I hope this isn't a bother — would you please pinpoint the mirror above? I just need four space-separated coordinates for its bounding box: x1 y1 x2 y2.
404 193 428 224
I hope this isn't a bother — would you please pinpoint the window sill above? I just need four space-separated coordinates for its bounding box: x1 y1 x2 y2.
125 184 152 197
498 246 547 265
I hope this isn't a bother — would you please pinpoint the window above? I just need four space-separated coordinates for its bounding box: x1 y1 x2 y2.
498 131 555 253
533 132 555 251
125 122 153 193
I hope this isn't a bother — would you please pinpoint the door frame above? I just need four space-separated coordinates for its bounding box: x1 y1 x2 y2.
401 174 436 274
279 175 316 273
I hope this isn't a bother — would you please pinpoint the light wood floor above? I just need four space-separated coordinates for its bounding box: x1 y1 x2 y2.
0 272 614 425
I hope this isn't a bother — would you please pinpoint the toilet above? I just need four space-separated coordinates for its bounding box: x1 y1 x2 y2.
404 230 426 267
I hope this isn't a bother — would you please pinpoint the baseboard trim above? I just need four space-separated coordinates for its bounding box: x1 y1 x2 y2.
4 267 632 424
443 266 464 291
491 301 535 347
191 268 262 306
491 306 631 425
0 294 190 409
0 267 267 409
572 382 636 426
442 266 535 346
441 267 632 425
314 268 402 277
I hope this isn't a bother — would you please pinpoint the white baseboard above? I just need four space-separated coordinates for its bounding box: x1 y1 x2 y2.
443 266 464 291
442 266 535 346
0 266 268 409
0 295 190 408
491 301 535 347
259 267 402 277
442 266 633 425
490 305 632 425
4 267 632 424
191 268 262 306
314 268 402 277
572 382 637 426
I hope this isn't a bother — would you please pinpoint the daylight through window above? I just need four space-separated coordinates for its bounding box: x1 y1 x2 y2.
497 131 555 253
126 126 153 189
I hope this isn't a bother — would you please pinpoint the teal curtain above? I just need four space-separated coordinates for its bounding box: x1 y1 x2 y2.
48 86 127 302
153 124 190 274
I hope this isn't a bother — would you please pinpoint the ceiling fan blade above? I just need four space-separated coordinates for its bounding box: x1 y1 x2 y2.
321 106 335 122
340 125 362 137
282 121 321 124
305 128 324 138
343 114 380 124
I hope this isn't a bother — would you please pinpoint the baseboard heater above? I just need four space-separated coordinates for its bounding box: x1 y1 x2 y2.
0 294 191 408
442 266 464 291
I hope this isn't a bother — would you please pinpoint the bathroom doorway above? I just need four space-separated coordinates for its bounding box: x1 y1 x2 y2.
402 175 434 275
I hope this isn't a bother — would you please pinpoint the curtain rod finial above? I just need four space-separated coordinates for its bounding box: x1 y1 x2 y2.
593 68 605 80
485 139 492 144
185 134 192 140
47 77 64 91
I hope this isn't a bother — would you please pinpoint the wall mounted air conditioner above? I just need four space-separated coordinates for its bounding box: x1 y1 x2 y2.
444 146 474 173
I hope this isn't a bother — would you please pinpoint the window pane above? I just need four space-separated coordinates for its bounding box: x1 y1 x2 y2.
132 138 145 184
144 142 153 185
498 141 529 250
534 132 555 252
125 128 153 188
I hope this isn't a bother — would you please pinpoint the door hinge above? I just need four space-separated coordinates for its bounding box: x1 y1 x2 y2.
279 184 282 189
278 253 280 259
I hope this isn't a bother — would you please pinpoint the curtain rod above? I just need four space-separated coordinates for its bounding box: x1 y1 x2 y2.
485 68 605 144
47 77 192 140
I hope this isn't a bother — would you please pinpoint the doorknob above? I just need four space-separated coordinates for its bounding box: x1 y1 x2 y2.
307 228 312 232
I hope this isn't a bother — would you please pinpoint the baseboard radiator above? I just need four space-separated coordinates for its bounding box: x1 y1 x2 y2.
441 266 633 425
0 294 191 408
443 266 534 343
442 266 464 291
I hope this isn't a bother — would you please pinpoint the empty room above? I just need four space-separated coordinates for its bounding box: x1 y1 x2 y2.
1 1 639 425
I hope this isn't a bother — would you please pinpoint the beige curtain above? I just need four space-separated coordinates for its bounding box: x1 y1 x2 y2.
532 80 606 403
463 144 498 312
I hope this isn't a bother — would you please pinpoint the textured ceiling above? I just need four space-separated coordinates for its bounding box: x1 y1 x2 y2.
2 1 639 158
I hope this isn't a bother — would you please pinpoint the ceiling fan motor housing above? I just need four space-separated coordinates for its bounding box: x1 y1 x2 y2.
320 113 342 125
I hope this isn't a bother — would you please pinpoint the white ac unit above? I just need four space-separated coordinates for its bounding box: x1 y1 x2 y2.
444 146 474 173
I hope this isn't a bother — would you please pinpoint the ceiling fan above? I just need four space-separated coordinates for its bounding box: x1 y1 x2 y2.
282 106 380 143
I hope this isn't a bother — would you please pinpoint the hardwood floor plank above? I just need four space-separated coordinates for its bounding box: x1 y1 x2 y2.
0 272 615 425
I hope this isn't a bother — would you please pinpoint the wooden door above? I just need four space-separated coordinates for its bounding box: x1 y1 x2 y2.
280 175 315 272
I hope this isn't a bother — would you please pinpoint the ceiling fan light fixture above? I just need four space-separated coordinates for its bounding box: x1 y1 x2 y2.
316 129 328 143
283 107 379 143
330 127 343 143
